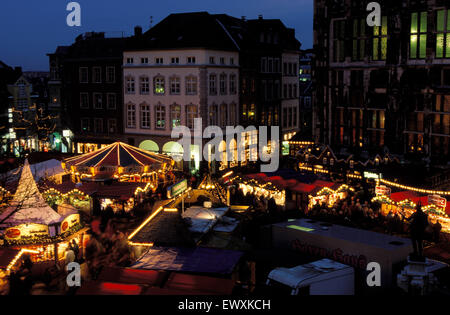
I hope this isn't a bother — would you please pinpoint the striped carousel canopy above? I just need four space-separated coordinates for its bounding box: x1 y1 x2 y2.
63 142 174 178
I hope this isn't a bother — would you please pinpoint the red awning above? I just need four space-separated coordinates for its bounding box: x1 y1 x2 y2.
291 183 316 194
312 180 335 188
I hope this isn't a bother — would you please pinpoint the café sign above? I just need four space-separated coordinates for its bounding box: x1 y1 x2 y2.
60 213 80 233
5 223 50 241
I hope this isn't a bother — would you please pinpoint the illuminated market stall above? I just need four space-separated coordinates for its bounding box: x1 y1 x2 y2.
62 141 174 186
307 183 353 211
371 186 450 233
0 160 87 268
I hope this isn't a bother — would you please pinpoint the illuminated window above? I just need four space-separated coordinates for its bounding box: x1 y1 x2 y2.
209 74 217 95
154 76 165 95
186 76 197 95
352 18 366 61
410 12 427 59
242 104 247 121
248 103 256 121
373 16 388 61
170 104 181 128
140 76 150 94
155 104 166 129
170 76 180 95
126 76 135 94
127 104 136 128
140 103 150 129
436 9 450 58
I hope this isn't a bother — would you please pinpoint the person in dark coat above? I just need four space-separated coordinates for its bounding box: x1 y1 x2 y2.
407 204 429 258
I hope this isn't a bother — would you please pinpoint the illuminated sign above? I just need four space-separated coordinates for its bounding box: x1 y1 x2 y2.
364 172 380 179
428 195 447 208
60 214 80 233
376 185 391 197
167 179 188 199
4 224 50 241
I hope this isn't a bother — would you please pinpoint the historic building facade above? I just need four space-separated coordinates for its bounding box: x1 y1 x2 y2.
313 0 450 165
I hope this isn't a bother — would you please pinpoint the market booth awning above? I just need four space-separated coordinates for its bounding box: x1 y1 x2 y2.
63 142 174 179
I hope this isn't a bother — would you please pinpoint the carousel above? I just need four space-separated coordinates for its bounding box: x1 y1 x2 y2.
0 160 87 272
62 141 175 185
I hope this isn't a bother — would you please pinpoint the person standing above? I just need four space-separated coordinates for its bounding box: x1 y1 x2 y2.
407 204 429 259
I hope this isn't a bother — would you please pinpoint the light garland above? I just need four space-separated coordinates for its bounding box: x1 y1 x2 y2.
378 178 450 196
6 249 40 272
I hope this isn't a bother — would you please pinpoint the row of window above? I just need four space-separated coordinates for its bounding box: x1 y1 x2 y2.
208 103 238 127
126 56 235 66
79 92 116 109
80 118 117 134
260 58 298 76
79 66 116 84
337 9 450 62
125 74 238 96
126 103 198 130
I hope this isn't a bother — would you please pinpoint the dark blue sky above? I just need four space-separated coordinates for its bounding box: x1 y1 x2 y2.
0 0 313 71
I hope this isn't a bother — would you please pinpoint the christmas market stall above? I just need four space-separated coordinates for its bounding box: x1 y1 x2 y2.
42 181 155 214
371 186 450 233
307 183 353 211
0 160 88 270
62 141 174 186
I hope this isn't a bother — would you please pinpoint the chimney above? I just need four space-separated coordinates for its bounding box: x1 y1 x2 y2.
134 26 143 36
258 14 263 20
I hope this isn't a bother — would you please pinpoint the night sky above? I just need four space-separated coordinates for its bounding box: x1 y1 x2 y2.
0 0 313 71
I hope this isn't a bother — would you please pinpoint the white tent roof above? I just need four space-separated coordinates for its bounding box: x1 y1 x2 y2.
267 259 353 289
0 160 62 228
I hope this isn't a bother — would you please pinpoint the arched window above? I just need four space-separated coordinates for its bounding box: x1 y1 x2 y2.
170 103 181 129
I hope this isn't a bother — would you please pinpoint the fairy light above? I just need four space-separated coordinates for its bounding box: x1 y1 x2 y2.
6 249 40 272
379 178 450 196
128 206 163 240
